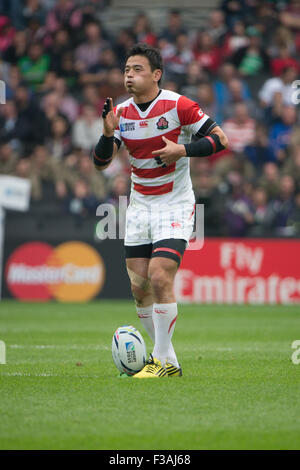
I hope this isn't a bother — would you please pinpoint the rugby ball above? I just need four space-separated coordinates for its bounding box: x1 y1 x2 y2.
112 325 147 375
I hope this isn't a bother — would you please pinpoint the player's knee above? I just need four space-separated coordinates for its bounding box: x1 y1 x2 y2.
150 268 172 294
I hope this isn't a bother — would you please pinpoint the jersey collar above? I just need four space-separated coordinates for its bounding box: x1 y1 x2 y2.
131 89 163 118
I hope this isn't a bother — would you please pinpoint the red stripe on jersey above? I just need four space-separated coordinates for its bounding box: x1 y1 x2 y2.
134 181 174 195
206 135 216 153
144 100 176 119
119 104 141 120
123 127 181 159
131 163 176 178
152 248 182 258
177 95 205 126
118 100 177 120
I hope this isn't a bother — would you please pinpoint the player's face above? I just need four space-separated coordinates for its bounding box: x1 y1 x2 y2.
124 55 161 96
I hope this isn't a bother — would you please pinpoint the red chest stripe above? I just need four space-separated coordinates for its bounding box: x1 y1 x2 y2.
131 163 176 178
143 100 176 119
122 100 176 120
122 127 181 159
134 181 174 195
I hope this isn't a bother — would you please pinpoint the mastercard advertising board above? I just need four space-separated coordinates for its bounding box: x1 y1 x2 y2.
5 241 106 302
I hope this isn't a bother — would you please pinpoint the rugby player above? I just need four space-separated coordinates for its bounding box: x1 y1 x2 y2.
93 44 228 378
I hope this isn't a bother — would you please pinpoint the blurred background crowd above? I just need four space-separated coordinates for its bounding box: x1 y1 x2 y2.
1 0 300 237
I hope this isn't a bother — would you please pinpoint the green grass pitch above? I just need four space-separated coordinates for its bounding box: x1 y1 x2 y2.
0 300 300 450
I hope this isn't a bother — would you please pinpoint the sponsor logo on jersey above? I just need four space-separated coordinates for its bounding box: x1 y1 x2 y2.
198 109 204 118
171 222 182 228
120 122 135 132
156 117 169 130
139 121 148 127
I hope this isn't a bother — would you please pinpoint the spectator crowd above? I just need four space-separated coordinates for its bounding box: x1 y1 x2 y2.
1 0 300 237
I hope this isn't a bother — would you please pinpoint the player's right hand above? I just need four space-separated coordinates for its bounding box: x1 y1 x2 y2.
102 97 123 137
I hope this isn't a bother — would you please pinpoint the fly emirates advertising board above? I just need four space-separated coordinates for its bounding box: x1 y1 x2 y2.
177 239 300 304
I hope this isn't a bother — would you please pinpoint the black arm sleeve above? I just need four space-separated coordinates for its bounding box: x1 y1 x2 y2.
194 117 218 138
93 135 121 167
184 133 226 157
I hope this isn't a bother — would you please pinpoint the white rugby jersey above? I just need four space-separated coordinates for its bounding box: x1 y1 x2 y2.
114 89 213 206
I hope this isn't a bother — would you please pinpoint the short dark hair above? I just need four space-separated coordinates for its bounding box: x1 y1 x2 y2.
125 43 163 85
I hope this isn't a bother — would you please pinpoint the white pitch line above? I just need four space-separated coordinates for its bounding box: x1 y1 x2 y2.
8 344 109 350
1 372 101 378
216 348 233 351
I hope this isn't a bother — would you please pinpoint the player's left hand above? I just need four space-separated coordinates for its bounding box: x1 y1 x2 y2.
152 136 186 167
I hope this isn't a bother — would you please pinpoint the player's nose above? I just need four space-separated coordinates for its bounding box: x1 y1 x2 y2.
126 69 134 78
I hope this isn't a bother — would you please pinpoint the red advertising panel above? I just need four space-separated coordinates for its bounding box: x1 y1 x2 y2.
177 239 300 304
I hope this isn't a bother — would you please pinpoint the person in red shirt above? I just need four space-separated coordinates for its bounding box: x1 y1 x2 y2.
271 46 300 76
193 30 222 74
132 12 157 47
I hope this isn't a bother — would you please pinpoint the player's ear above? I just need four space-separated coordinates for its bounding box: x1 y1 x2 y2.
153 69 162 84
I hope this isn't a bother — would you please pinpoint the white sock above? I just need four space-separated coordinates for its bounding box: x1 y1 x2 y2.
152 303 178 367
167 343 180 369
137 305 179 366
136 305 155 342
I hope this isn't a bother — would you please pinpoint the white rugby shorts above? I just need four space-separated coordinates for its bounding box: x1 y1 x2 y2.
125 202 195 246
